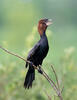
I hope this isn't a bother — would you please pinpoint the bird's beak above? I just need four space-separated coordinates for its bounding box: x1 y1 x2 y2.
45 19 52 26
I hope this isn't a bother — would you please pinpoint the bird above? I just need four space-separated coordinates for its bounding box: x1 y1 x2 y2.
24 18 52 89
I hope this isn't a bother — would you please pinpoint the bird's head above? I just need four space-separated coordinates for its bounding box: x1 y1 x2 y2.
38 18 52 36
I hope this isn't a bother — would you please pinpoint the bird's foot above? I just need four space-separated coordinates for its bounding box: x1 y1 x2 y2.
38 66 43 74
29 62 33 66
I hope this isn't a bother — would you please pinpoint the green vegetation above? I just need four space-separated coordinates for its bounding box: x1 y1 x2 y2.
0 0 77 100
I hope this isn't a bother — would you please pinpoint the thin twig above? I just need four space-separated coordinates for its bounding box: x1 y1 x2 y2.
51 64 60 90
51 64 63 100
0 46 26 61
0 46 37 69
42 72 58 94
39 65 58 90
41 67 58 90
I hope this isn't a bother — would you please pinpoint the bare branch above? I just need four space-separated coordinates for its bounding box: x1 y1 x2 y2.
51 64 63 100
41 67 58 91
0 45 37 70
51 64 60 90
0 45 26 61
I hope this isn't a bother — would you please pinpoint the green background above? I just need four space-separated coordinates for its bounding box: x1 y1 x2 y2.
0 0 77 100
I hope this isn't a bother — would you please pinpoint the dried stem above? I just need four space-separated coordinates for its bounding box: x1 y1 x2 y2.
51 64 63 100
42 71 58 94
0 45 63 100
41 67 58 91
0 46 37 69
51 64 60 89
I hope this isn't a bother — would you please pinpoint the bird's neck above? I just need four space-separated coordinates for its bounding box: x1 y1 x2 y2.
40 32 47 39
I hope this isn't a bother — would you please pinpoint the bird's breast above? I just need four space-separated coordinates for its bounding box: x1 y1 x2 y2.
30 37 49 66
40 39 49 58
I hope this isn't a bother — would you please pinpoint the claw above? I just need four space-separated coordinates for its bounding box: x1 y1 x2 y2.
38 66 43 74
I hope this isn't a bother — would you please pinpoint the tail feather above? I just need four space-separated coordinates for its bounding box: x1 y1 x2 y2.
24 66 35 89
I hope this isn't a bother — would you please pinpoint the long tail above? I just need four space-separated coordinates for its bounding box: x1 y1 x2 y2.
24 65 35 89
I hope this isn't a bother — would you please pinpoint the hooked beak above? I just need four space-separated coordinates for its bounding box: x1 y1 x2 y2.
45 19 52 26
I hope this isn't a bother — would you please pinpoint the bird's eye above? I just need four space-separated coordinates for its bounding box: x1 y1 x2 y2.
42 22 45 25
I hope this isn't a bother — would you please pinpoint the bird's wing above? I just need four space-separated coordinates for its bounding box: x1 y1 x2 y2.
26 43 40 67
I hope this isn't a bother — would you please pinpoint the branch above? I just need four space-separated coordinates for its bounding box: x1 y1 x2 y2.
51 64 60 90
40 67 58 91
0 46 26 61
51 64 63 100
0 45 37 69
0 45 63 100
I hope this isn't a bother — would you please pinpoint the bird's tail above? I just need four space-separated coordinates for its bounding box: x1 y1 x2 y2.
24 65 35 89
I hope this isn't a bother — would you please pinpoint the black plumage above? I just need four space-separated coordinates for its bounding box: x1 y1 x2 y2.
24 19 52 89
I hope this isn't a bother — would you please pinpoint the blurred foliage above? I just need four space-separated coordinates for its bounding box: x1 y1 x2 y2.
0 0 77 100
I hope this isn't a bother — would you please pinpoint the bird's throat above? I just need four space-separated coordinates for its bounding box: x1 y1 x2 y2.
40 32 47 38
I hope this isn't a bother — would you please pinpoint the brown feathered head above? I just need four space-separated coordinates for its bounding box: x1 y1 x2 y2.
38 18 52 36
